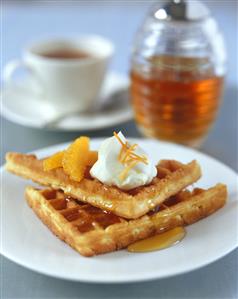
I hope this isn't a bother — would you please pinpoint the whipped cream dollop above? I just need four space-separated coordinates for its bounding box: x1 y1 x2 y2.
90 132 157 190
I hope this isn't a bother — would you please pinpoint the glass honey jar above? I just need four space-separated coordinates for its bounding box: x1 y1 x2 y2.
130 0 226 147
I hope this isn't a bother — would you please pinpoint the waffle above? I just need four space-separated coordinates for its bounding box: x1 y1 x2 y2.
25 184 227 257
6 152 201 219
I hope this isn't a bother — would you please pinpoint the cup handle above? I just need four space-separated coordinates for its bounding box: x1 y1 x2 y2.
3 59 43 96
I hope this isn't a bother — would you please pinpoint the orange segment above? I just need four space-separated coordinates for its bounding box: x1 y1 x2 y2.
87 151 98 166
43 151 64 171
62 136 90 182
43 136 97 181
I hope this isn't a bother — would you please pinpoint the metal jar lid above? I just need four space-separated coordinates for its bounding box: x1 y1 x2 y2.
152 0 210 21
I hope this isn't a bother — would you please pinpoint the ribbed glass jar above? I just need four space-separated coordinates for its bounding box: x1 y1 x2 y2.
130 1 226 147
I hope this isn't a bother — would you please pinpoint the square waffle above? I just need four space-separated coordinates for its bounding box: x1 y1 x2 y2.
25 184 227 257
6 152 201 219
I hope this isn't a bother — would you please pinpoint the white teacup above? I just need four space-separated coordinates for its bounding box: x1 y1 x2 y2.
3 36 114 114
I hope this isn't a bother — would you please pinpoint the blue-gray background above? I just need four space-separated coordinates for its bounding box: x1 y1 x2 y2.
1 1 238 298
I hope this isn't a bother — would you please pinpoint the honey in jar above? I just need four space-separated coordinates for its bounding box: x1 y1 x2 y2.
130 0 226 147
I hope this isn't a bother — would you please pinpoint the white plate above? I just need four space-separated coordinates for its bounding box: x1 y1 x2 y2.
1 139 238 283
1 71 133 131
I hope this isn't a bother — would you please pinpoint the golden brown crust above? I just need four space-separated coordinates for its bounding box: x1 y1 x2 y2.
6 152 202 219
25 184 227 257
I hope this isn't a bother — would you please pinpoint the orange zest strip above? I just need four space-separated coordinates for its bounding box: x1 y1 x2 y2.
114 132 128 162
130 153 148 164
114 131 149 180
120 143 138 163
119 160 140 181
113 131 125 147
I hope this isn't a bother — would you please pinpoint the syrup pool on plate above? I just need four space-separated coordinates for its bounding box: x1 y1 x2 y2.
127 227 186 253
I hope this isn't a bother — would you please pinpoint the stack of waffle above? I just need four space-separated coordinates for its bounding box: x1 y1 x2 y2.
5 152 227 257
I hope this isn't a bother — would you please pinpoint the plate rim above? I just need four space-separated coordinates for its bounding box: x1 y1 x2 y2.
1 138 238 283
1 246 237 284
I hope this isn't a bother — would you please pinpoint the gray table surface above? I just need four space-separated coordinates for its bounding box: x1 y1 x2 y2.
1 1 238 299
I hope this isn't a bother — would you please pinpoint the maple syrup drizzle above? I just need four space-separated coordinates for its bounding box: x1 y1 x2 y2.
127 227 186 253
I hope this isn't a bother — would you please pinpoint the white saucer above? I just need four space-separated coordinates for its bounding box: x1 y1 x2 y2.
1 139 238 283
1 71 133 131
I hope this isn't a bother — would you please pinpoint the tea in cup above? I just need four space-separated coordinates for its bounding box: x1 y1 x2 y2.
3 36 114 114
